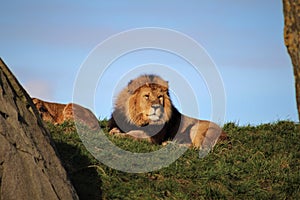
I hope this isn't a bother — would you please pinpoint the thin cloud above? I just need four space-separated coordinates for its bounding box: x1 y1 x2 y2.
24 80 54 101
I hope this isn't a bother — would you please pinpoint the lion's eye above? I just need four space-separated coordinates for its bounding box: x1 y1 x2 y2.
158 95 163 101
39 107 47 112
144 94 150 100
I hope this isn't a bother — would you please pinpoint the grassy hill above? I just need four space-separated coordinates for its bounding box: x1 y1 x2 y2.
47 120 300 200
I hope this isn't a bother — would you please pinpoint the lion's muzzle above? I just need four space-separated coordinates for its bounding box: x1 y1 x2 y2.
147 104 163 122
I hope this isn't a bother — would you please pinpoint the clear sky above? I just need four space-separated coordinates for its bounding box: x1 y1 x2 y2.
0 0 298 125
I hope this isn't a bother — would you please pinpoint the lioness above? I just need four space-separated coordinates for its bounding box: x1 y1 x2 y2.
32 98 99 130
108 74 227 151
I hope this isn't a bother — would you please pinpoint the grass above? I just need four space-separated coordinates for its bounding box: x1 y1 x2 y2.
47 120 300 200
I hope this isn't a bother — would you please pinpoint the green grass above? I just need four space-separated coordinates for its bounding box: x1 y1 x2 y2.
47 120 300 200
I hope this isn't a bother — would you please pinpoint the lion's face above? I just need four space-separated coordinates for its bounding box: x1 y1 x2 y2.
32 98 48 116
127 83 172 126
32 98 65 123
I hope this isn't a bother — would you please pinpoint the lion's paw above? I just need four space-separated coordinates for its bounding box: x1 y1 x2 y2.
109 127 121 135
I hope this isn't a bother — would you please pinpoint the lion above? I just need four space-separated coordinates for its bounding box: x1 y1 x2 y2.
108 74 227 151
32 98 99 130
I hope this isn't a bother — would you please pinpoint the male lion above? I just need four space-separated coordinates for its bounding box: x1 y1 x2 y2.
32 98 99 130
108 74 227 151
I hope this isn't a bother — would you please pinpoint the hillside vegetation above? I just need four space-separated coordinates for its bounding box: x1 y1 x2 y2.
47 121 300 200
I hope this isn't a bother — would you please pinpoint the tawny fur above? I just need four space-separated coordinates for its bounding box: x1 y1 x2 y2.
32 98 99 130
108 74 227 150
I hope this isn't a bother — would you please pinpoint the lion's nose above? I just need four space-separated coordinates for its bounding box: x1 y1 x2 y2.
151 104 161 110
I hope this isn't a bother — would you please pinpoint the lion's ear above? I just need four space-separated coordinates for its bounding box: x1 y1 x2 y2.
128 78 149 94
161 81 169 92
165 81 169 91
162 86 169 92
127 80 135 94
156 79 168 91
127 80 139 94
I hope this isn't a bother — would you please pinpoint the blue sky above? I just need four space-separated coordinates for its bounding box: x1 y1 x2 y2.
0 0 298 125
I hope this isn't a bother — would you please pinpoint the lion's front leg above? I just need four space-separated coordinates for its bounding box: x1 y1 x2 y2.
109 127 122 135
109 127 152 143
191 121 223 150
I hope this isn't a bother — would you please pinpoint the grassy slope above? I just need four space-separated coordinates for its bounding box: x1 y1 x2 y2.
48 121 300 200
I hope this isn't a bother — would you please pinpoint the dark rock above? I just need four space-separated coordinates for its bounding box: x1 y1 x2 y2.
283 0 300 120
0 58 79 199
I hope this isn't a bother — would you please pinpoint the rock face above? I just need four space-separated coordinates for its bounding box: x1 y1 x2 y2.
0 58 79 199
283 0 300 120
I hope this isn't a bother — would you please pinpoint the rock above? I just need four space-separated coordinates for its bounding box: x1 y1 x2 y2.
0 58 79 199
283 0 300 120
